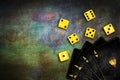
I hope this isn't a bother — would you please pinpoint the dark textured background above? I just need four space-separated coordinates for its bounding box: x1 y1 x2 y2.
0 0 120 80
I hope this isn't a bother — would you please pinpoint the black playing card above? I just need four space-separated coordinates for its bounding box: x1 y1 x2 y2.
93 37 120 80
71 60 98 80
75 37 107 80
66 42 93 80
85 37 107 79
66 48 81 79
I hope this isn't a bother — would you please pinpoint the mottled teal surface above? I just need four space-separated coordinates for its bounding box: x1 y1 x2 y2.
0 0 120 80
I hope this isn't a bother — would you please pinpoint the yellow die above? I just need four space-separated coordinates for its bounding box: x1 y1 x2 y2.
58 51 69 62
84 9 96 21
68 33 80 44
58 18 70 30
85 27 96 39
103 23 115 35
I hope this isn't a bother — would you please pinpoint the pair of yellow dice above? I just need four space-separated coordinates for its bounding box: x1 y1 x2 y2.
84 9 96 38
84 23 115 39
57 9 96 30
58 18 80 44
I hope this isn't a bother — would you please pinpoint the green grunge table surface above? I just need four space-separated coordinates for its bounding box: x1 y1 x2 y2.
0 0 120 80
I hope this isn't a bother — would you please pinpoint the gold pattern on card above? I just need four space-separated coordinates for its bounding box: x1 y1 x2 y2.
74 65 82 70
83 56 89 63
94 50 99 58
69 74 77 79
109 58 117 67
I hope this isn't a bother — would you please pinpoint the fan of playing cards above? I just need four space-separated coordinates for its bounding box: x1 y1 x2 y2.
66 37 120 80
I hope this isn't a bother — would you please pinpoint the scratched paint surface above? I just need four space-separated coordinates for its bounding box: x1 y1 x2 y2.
0 0 120 80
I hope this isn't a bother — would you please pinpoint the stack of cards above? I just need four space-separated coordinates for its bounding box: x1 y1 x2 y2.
66 37 120 80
